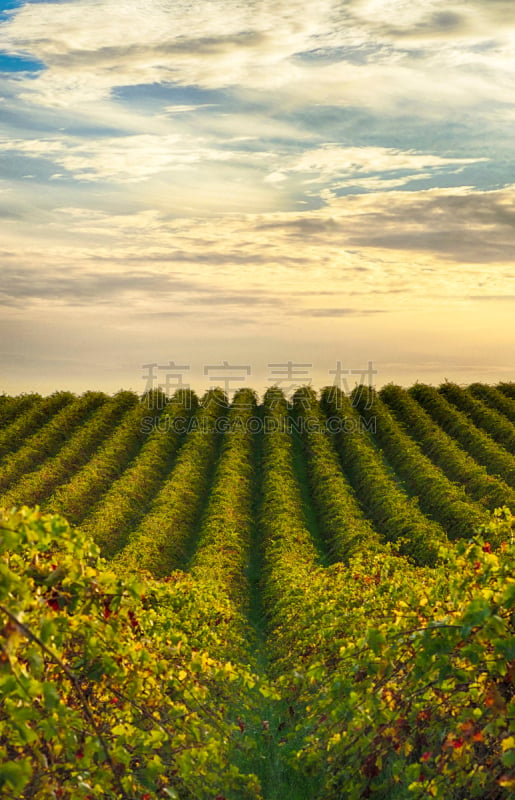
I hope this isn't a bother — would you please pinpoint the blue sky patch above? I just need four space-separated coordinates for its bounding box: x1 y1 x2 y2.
0 51 44 72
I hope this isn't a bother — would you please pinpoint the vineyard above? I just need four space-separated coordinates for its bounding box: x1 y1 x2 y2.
1 382 515 799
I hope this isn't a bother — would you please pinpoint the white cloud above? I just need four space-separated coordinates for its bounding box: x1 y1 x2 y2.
162 104 218 114
1 0 515 116
3 185 515 301
0 130 484 193
260 145 487 195
350 0 515 42
286 145 484 180
0 0 333 105
0 133 275 183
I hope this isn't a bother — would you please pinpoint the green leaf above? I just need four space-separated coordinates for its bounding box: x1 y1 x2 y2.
365 628 386 654
494 635 515 661
43 681 61 710
502 749 515 769
0 760 32 793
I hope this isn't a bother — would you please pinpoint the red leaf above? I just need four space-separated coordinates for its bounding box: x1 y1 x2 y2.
128 609 139 630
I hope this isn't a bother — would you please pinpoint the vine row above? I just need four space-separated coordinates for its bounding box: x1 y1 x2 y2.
352 386 488 539
469 382 515 425
380 384 515 512
410 384 515 488
43 393 150 524
113 389 227 578
438 382 515 454
0 391 137 510
0 392 106 498
291 386 382 561
0 393 40 429
321 386 448 565
82 390 197 558
0 392 74 461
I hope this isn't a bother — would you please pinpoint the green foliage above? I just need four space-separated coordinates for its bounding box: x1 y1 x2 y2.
439 382 515 452
380 383 515 512
0 392 109 504
291 387 382 561
260 387 322 645
352 385 487 538
321 386 448 565
0 394 40 430
82 389 197 558
190 388 257 607
0 506 262 799
278 511 515 799
1 383 515 799
43 393 148 525
0 393 74 460
114 389 227 577
469 383 515 427
0 392 137 511
410 384 515 488
497 382 515 403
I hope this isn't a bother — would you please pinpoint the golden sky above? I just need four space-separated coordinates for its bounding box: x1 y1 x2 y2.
0 0 514 395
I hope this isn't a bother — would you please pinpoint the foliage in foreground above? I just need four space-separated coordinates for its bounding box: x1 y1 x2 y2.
1 502 515 800
280 509 515 799
0 507 263 800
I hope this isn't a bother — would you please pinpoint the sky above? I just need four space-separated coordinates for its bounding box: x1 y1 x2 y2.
0 0 514 398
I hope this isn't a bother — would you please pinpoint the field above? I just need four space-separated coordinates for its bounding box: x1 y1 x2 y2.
1 381 515 799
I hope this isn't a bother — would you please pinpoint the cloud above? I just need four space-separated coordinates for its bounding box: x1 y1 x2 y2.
256 217 342 234
329 187 515 262
248 183 515 266
162 104 218 114
289 146 469 175
263 145 486 194
0 267 203 307
0 0 334 105
467 295 515 302
2 184 514 328
0 1 513 396
0 261 315 315
349 0 515 42
297 307 388 317
0 133 261 182
0 129 485 205
1 0 515 119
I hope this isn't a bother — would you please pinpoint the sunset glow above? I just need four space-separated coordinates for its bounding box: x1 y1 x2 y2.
1 0 514 394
